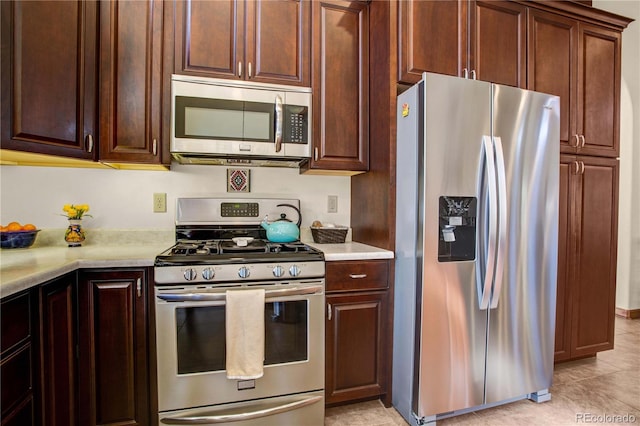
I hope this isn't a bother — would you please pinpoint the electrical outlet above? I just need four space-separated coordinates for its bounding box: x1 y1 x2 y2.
153 193 167 213
328 195 338 213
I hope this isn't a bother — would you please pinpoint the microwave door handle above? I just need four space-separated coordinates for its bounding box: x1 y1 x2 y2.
161 394 323 424
156 284 323 302
275 95 283 152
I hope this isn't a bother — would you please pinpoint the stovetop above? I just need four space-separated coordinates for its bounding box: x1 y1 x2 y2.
154 197 326 284
155 239 324 266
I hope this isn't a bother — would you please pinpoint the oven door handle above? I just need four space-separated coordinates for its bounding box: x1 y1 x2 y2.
160 394 323 424
157 285 323 302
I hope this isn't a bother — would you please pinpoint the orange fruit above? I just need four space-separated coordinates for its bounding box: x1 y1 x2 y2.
22 224 36 231
7 222 22 232
0 226 8 232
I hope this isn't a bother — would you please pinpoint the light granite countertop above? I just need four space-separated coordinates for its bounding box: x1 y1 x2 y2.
304 241 394 261
1 228 394 299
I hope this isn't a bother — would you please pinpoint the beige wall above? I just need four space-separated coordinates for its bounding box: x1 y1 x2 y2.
593 0 640 311
0 164 351 230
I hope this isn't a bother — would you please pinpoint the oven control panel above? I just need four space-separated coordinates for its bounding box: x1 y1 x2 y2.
221 202 259 217
155 261 325 284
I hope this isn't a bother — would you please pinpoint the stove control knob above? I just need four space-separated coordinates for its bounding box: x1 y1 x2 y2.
289 265 301 277
272 266 285 278
238 266 251 279
183 268 197 281
202 267 215 280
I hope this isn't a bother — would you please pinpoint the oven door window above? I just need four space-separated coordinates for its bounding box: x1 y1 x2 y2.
174 96 274 142
175 301 308 375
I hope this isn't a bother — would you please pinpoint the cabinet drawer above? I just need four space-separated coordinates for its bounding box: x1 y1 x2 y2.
1 345 33 417
1 292 32 353
326 260 389 292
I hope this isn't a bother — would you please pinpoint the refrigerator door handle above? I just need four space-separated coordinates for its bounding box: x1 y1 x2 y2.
490 136 508 309
479 135 498 310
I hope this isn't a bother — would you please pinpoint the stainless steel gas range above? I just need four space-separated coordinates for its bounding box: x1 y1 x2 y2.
154 198 325 425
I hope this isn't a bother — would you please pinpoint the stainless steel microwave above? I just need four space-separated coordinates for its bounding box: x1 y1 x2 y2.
171 75 311 167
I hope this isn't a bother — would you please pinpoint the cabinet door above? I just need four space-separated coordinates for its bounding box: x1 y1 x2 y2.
398 0 467 83
175 0 243 79
39 276 77 426
470 0 526 88
555 156 576 362
577 24 621 158
77 269 149 426
325 291 388 405
1 291 37 426
0 0 97 160
528 10 578 153
309 0 368 172
99 0 165 164
571 157 618 358
245 0 310 86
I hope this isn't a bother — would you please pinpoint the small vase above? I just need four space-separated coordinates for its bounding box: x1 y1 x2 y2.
65 219 86 247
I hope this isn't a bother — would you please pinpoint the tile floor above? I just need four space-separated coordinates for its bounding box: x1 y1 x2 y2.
325 317 640 425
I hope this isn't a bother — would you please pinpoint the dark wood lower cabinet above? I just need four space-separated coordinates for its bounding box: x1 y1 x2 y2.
325 260 391 406
1 290 37 426
40 275 77 426
555 155 619 362
78 269 150 426
326 291 388 405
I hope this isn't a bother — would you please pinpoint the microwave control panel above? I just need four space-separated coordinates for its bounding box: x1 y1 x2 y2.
284 105 308 144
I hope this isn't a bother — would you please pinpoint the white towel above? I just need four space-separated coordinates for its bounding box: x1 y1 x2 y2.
225 289 265 380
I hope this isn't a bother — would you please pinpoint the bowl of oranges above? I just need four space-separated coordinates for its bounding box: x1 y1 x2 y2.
1 222 40 249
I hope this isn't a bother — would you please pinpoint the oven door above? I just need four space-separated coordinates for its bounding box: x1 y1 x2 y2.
154 280 325 413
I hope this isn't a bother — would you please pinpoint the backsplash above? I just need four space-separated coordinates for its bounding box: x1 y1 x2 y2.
0 163 351 229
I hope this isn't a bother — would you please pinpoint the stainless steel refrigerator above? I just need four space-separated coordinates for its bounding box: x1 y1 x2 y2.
393 72 560 425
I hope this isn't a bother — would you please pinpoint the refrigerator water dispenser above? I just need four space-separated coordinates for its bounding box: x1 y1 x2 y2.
438 196 476 262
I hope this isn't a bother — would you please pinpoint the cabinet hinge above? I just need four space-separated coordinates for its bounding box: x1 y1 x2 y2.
136 278 142 298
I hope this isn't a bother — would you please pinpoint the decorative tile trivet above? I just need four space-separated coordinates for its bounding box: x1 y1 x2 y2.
227 169 250 192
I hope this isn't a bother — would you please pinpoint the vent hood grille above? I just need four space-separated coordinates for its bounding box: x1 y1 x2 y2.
171 153 309 169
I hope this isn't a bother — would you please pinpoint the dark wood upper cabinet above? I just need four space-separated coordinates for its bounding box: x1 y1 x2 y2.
398 0 468 83
0 0 98 160
305 0 369 173
175 0 310 86
99 0 165 164
528 10 621 158
470 0 526 88
528 10 578 151
398 0 526 88
577 24 621 158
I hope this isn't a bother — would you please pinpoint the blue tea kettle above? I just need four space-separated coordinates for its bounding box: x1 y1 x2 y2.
261 204 301 243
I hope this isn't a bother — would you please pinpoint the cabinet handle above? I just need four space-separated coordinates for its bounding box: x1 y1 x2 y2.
349 274 367 279
153 138 157 156
579 135 586 148
86 134 94 153
462 68 468 79
136 278 142 298
572 134 579 148
248 62 252 79
238 61 242 78
573 161 579 174
579 161 585 175
314 147 318 161
327 303 332 321
470 69 476 80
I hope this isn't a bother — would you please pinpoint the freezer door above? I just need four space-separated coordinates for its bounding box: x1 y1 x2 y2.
414 73 492 417
484 84 560 403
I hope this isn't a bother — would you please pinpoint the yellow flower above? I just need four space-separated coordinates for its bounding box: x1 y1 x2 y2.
61 204 92 219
